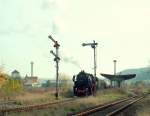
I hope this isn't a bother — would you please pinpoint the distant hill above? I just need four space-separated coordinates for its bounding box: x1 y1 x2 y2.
119 67 150 83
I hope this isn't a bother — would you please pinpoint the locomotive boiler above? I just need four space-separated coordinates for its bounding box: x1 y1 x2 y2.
73 71 98 96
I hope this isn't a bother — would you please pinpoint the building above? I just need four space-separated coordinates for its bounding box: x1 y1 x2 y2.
11 70 21 79
24 75 39 88
23 61 41 88
101 73 136 87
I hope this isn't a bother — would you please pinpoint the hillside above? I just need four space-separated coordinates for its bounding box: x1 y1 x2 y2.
119 67 150 83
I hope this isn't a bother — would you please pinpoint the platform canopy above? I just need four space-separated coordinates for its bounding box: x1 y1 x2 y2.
100 73 136 81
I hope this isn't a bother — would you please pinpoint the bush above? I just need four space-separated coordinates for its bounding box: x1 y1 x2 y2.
0 68 7 88
2 79 23 97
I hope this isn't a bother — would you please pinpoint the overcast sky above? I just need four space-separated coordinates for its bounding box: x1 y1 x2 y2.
1 0 150 79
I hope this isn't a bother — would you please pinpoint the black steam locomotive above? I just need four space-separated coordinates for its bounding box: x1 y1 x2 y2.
73 71 98 96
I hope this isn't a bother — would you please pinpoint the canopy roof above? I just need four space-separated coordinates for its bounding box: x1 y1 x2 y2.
101 73 136 81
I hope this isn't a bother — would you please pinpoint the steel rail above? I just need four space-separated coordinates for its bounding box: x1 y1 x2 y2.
0 100 16 105
68 97 136 116
106 96 145 116
0 98 78 113
68 94 149 116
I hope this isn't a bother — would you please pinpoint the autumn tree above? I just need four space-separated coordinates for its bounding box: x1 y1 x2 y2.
59 73 72 93
1 71 23 96
0 67 7 88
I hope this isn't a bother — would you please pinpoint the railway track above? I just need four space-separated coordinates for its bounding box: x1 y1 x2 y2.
0 100 16 105
0 97 78 114
68 94 148 116
0 100 19 110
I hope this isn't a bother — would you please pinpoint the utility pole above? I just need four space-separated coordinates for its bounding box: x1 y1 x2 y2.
82 40 98 78
113 60 117 75
31 61 34 77
48 35 60 100
113 60 117 87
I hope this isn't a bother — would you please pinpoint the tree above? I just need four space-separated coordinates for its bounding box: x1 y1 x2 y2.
59 73 72 92
0 68 7 88
2 79 23 94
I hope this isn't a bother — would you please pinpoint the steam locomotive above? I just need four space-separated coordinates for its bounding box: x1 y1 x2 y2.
73 71 98 96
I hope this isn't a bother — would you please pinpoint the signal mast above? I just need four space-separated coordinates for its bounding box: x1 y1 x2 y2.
82 40 98 78
48 35 60 100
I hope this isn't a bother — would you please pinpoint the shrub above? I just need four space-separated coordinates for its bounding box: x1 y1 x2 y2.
2 78 23 97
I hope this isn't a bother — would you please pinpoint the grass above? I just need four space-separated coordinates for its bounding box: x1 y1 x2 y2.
8 88 127 116
12 90 69 105
64 88 127 114
14 91 56 105
137 96 150 116
138 108 150 116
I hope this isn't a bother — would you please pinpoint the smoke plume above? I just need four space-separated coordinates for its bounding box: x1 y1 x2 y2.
62 56 81 69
